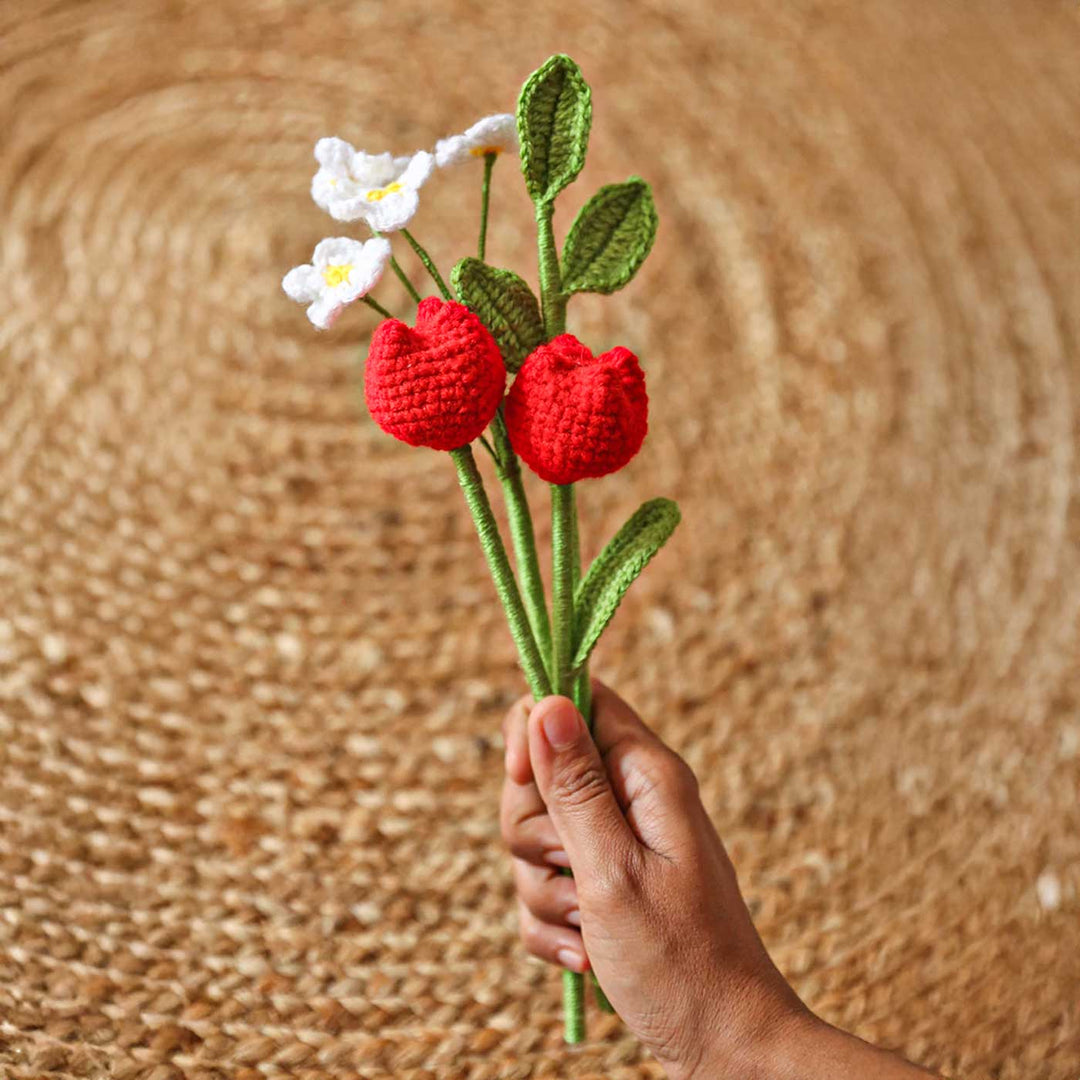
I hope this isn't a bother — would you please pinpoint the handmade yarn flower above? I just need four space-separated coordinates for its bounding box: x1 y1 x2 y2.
282 55 676 1045
435 113 518 167
281 236 391 329
311 136 433 232
505 335 648 484
365 298 505 450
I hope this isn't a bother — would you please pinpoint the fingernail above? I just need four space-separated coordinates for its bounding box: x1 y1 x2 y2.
556 948 586 973
545 849 571 868
541 701 582 748
566 909 581 927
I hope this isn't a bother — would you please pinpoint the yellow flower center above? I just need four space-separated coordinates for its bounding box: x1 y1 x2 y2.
366 181 403 202
321 263 353 287
469 145 504 157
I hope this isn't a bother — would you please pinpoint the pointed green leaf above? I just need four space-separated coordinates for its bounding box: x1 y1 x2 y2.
516 54 592 205
562 177 658 294
451 258 545 373
573 498 681 670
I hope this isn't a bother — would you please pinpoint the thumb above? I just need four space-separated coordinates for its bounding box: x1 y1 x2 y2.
528 696 637 878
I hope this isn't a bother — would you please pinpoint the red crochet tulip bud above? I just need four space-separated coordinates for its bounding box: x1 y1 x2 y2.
365 297 506 451
505 334 648 484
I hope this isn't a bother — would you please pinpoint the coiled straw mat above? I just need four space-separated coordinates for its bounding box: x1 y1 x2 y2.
1 2 1078 1077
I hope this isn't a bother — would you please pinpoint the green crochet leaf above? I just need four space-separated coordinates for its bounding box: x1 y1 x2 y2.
562 178 659 295
517 54 592 205
572 498 681 671
451 258 545 373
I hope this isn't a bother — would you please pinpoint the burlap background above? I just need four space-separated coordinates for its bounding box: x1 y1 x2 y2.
2 2 1079 1077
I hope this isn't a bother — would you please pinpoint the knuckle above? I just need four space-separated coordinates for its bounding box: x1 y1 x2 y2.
586 868 625 907
519 918 547 958
506 834 531 860
513 866 543 909
501 814 536 860
639 746 697 798
554 758 610 811
663 752 699 795
584 847 645 906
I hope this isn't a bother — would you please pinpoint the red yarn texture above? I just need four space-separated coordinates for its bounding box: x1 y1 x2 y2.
365 298 506 451
505 334 648 484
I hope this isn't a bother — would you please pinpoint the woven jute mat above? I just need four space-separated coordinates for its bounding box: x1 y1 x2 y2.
2 2 1079 1077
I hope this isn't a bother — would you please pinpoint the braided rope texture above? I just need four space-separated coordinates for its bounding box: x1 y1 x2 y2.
506 336 649 483
1 2 1079 1077
365 298 505 451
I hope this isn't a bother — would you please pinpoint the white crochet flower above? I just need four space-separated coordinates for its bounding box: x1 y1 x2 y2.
311 137 433 232
435 114 518 168
282 236 391 329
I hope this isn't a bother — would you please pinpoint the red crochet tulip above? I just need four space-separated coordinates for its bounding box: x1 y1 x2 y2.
505 334 648 484
365 298 506 451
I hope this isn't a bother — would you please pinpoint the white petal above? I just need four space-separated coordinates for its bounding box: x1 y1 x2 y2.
351 150 400 187
327 238 391 304
399 150 434 191
312 236 368 268
362 188 420 233
434 134 469 168
282 264 321 302
464 113 517 148
435 114 517 167
358 235 393 275
314 136 356 172
345 237 392 297
323 193 369 223
306 294 344 330
311 166 363 213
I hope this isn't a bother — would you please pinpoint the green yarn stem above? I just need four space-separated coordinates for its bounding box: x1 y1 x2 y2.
361 295 393 319
570 496 596 1028
491 411 553 675
569 483 581 590
478 152 496 262
372 227 422 304
401 229 452 300
552 481 587 1043
451 446 552 702
535 201 568 340
567 484 591 726
569 618 594 1030
551 484 576 700
389 253 422 304
534 185 585 1045
477 433 499 466
592 973 615 1013
563 969 585 1043
573 667 591 729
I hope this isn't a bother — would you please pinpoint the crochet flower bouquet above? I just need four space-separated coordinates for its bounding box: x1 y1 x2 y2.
284 55 680 1043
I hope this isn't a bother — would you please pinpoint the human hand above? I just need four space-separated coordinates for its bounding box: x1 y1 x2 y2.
500 681 804 1077
500 682 938 1080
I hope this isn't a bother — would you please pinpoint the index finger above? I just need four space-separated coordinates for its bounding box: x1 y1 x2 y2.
502 694 534 786
590 679 667 756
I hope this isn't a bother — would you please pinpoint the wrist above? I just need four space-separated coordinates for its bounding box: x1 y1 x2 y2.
692 1004 938 1080
679 993 824 1080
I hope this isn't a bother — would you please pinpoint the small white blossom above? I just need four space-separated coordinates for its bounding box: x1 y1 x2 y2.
311 137 433 232
282 236 391 329
435 114 518 168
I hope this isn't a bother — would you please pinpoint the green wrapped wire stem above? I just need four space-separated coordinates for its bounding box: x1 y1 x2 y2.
450 445 551 702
